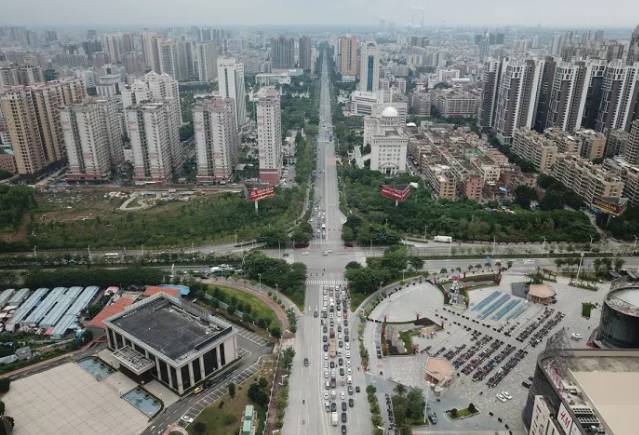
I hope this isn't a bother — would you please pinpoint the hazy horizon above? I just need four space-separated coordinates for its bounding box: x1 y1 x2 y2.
2 0 639 29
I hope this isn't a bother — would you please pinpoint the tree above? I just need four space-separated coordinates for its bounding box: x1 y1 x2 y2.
394 383 406 396
449 408 458 418
408 256 424 270
514 185 538 210
228 382 236 399
614 257 625 271
468 402 477 414
0 400 4 416
0 379 10 394
540 190 565 211
271 326 282 339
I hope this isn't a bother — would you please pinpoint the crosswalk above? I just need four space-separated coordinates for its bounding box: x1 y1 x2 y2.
236 327 271 347
305 279 347 286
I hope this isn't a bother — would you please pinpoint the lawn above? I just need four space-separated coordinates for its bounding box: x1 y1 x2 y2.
349 291 368 311
210 284 281 330
188 374 257 435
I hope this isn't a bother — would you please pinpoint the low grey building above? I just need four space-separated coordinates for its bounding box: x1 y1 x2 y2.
104 293 239 395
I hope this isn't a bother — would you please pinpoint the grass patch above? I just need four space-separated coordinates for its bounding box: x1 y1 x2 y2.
211 284 281 330
350 291 367 311
398 330 416 353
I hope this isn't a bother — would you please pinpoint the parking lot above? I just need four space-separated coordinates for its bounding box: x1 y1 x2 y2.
362 273 611 433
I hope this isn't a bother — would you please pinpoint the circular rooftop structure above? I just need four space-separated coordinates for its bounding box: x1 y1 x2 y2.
599 283 639 348
381 106 399 118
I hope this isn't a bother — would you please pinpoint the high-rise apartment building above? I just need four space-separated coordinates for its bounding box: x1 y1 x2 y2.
271 37 295 69
159 40 178 79
126 100 181 182
0 79 85 174
141 32 162 73
256 87 282 185
60 98 124 181
627 24 639 64
298 36 312 71
493 58 545 144
595 60 639 132
193 95 239 182
359 42 380 93
195 41 219 82
217 56 247 128
479 58 502 129
511 129 558 174
623 119 639 164
122 71 182 122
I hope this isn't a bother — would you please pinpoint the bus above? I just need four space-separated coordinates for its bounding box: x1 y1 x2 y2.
328 338 336 358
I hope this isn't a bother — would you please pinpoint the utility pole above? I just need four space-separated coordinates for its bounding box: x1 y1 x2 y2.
575 252 585 283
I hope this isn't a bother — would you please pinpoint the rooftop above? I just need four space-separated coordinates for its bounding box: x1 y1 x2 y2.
540 349 639 435
106 294 232 362
605 283 639 316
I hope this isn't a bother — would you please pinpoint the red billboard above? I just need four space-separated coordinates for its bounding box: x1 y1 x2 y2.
248 186 276 202
380 185 411 203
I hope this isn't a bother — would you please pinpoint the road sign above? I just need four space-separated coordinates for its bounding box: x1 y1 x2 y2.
380 185 411 204
248 186 275 202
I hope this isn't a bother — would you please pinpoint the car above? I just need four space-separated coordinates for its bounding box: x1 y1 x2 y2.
181 416 194 424
331 369 336 377
330 361 335 368
323 335 328 343
341 412 347 423
339 368 345 376
324 392 329 400
324 353 328 360
323 326 328 333
355 386 360 393
304 358 309 367
428 412 438 425
338 325 342 332
344 319 349 326
348 385 354 395
338 341 343 348
331 401 337 412
345 343 350 350
496 393 507 402
340 391 345 400
347 368 352 375
323 344 329 352
338 358 343 366
341 402 347 411
522 381 531 389
346 351 351 358
193 386 203 394
341 425 347 434
325 401 330 411
348 398 354 407
314 310 319 318
502 391 513 400
344 335 349 342
347 375 352 384
324 371 329 379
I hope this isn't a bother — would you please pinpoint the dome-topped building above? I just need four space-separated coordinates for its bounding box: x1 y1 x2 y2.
381 106 399 118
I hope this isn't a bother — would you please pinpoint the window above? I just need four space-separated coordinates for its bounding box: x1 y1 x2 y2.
181 365 191 389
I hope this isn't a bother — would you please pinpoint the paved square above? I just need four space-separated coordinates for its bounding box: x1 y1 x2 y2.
4 362 150 435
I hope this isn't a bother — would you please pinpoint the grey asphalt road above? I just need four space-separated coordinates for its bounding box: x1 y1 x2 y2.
282 54 372 435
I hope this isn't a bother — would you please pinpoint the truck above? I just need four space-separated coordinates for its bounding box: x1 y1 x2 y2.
433 235 453 243
331 411 339 426
329 338 337 358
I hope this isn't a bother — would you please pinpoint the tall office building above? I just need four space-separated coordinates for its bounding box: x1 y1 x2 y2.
0 79 85 174
492 58 545 144
338 36 359 78
126 100 181 182
271 37 295 69
595 61 639 132
60 98 124 181
256 87 282 185
532 56 557 133
623 119 639 164
359 42 380 93
195 41 219 82
193 95 239 181
298 36 312 71
217 56 247 128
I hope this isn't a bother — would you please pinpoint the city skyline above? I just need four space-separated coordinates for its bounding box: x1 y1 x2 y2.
2 0 639 28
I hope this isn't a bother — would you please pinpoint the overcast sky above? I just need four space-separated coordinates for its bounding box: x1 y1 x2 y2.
2 0 638 28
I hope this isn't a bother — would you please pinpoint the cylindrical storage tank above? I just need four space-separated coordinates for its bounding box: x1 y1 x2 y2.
599 284 639 348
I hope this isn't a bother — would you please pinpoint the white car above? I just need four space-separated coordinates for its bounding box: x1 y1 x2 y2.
181 416 194 424
346 351 351 358
347 368 352 375
502 391 512 400
345 343 350 350
340 391 345 400
324 371 329 379
496 393 507 402
324 392 329 400
324 353 328 360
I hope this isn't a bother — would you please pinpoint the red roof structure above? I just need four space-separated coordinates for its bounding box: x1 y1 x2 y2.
88 297 135 329
143 286 180 298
